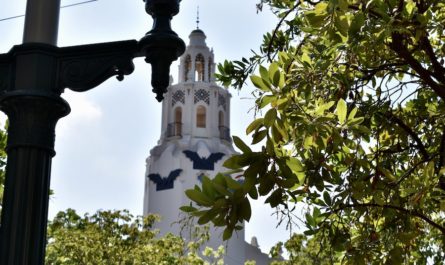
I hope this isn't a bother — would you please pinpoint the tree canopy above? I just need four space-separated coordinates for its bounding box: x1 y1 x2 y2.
45 209 225 265
184 0 445 263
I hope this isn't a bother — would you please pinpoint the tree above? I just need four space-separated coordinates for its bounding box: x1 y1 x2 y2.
184 0 445 263
45 209 225 264
0 124 7 221
270 233 339 265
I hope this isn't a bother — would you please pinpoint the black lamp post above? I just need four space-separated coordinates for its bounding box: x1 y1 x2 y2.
0 0 185 264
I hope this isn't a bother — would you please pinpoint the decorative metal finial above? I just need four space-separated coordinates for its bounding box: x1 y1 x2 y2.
196 6 200 29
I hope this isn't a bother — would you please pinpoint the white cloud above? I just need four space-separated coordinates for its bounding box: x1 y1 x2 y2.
57 91 102 137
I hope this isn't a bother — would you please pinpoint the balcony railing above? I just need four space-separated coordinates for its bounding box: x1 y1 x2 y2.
219 126 231 142
166 122 182 137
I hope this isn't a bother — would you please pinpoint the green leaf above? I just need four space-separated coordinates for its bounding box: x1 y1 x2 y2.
379 167 396 182
425 161 435 178
264 108 277 128
251 130 268 144
212 182 232 197
185 189 214 207
347 117 364 126
246 118 264 135
248 186 258 199
286 157 303 173
239 198 251 221
223 227 233 241
305 212 316 228
259 95 276 109
224 175 242 190
348 107 358 120
323 191 332 206
223 155 241 169
233 136 252 153
179 206 197 213
301 52 312 65
336 99 347 124
334 15 349 37
349 12 365 37
259 65 269 82
268 63 279 83
265 189 283 208
202 175 216 198
198 209 217 225
314 2 328 14
250 75 271 92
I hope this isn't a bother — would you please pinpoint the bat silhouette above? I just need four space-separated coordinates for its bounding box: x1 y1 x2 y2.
183 150 225 170
148 169 182 191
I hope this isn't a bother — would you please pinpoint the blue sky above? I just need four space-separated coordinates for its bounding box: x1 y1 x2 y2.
0 0 303 254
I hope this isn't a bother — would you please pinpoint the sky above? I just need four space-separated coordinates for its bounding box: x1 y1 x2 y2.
0 0 303 254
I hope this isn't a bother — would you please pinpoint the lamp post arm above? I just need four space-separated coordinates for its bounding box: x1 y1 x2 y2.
58 40 138 92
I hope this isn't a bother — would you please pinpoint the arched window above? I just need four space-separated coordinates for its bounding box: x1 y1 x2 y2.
174 107 182 136
196 106 206 128
218 111 224 127
184 55 191 82
195 54 205 82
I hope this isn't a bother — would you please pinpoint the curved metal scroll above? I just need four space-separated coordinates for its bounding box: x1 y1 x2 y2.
58 40 138 92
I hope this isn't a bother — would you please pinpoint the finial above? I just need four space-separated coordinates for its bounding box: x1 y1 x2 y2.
196 6 200 29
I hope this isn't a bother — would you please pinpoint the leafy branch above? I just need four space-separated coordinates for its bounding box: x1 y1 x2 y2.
333 203 445 235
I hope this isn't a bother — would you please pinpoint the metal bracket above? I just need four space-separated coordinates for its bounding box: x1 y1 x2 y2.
58 40 138 92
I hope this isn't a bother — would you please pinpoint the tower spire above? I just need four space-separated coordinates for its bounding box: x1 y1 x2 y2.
196 6 200 29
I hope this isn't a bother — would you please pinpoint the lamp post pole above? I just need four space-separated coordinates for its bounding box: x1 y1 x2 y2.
0 1 185 264
23 0 60 45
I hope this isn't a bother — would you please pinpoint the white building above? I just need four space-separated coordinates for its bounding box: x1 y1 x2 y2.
143 28 271 265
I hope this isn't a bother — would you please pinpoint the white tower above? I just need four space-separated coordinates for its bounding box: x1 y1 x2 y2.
143 28 247 264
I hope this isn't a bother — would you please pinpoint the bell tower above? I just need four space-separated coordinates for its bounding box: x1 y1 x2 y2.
143 28 246 264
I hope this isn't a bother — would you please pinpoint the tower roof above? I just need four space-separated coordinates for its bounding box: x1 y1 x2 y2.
188 28 207 47
191 29 204 34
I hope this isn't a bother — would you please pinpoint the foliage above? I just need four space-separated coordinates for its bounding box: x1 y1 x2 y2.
270 233 339 265
0 123 7 221
184 0 445 263
45 209 224 265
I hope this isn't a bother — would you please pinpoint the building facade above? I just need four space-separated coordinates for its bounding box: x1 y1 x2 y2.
143 28 271 265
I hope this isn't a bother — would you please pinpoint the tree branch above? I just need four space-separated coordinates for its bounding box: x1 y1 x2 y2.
421 34 445 83
334 203 445 235
380 111 429 160
396 155 437 186
267 2 301 62
389 33 445 101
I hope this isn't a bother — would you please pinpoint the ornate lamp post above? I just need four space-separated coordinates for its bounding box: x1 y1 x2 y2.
0 0 185 264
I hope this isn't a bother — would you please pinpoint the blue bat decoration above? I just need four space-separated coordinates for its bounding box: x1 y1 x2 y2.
148 169 182 191
183 150 225 170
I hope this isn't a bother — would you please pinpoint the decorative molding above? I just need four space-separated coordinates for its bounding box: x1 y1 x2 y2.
172 90 185 106
194 89 209 105
183 150 224 170
148 169 182 191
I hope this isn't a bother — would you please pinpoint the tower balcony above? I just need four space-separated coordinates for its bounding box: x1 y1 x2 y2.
219 126 231 142
167 122 182 137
